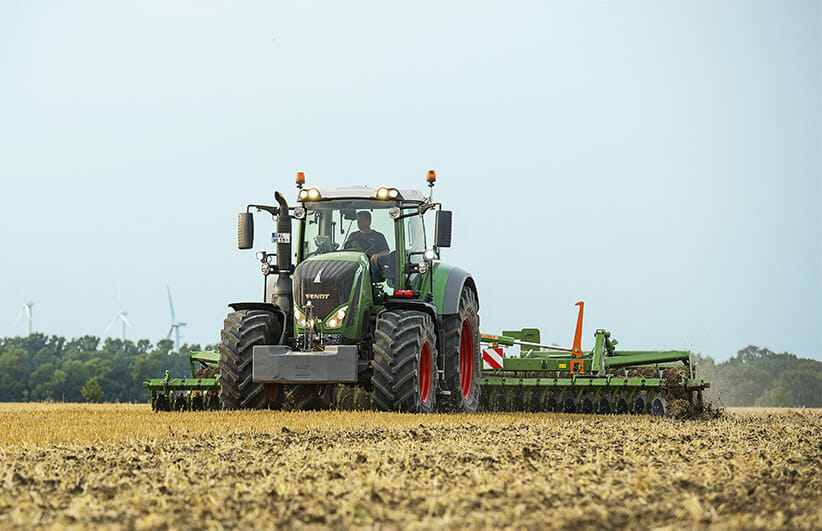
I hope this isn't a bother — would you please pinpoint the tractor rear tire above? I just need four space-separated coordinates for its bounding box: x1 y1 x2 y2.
438 287 481 412
219 309 282 410
371 310 437 413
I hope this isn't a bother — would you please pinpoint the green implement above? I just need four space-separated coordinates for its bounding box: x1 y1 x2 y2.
143 351 221 411
479 304 709 416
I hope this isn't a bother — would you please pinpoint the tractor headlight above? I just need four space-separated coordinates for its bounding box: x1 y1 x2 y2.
377 187 389 199
324 306 348 329
294 305 307 328
388 188 399 198
424 249 436 261
256 251 267 262
298 190 308 201
293 206 306 219
388 207 400 219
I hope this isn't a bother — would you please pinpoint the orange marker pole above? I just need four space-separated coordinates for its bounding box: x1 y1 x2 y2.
570 301 585 374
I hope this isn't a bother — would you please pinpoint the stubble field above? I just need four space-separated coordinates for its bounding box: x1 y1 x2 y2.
0 404 820 530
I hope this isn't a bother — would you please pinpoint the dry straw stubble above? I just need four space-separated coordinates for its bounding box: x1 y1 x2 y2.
0 404 820 529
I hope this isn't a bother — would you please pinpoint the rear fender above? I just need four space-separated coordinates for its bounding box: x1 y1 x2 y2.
382 300 439 326
431 265 478 315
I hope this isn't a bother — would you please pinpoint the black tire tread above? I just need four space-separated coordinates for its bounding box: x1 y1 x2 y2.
218 310 280 410
370 310 437 413
438 288 481 412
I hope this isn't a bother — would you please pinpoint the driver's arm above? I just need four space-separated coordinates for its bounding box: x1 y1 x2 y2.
369 232 390 264
370 249 389 264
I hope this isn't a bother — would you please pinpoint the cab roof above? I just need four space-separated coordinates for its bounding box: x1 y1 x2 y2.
302 186 427 203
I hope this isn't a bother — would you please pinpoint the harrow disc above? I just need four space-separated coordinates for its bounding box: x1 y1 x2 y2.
544 393 559 412
580 394 595 414
191 393 204 411
154 393 169 412
632 395 646 414
563 397 576 413
651 395 667 417
523 390 542 412
174 393 188 412
207 393 220 410
615 395 629 414
597 395 611 414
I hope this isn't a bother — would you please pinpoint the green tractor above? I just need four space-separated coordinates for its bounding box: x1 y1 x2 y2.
222 171 480 413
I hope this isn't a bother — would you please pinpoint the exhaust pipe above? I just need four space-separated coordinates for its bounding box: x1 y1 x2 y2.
273 191 293 318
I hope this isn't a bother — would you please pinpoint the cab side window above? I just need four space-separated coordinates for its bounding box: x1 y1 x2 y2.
405 215 426 259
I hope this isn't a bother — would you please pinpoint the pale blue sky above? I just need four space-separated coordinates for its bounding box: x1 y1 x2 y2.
1 1 819 361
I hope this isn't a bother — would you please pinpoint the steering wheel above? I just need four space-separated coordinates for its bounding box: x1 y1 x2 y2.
343 233 376 255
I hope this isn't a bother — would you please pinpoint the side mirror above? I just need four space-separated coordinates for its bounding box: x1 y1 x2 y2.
434 210 452 248
238 213 254 249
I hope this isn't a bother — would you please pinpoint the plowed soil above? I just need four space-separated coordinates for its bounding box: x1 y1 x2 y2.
0 404 820 529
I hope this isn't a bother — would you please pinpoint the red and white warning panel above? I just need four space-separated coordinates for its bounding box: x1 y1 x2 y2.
482 347 504 370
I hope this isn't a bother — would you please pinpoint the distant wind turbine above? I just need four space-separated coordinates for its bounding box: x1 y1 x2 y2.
14 301 34 337
166 285 187 351
104 288 131 340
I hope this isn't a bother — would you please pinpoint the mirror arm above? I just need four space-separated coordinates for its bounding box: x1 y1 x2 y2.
246 204 280 218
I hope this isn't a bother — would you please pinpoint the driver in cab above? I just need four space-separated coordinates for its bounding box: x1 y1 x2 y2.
346 211 389 265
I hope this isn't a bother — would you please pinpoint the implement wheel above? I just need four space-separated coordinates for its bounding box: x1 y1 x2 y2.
219 309 282 410
438 288 481 412
371 310 437 413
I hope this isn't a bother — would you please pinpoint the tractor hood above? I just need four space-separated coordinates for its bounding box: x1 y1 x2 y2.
293 251 369 322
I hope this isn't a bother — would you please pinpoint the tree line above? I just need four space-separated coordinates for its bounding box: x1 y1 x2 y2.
0 334 819 406
0 333 214 403
696 345 822 407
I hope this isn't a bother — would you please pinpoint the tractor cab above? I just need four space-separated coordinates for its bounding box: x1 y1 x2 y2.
284 184 451 351
295 187 429 294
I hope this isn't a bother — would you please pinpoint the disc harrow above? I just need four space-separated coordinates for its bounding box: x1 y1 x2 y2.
143 351 221 412
478 303 709 417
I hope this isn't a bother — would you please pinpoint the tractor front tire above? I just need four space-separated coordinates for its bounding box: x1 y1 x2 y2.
438 287 481 412
219 310 283 410
371 310 437 413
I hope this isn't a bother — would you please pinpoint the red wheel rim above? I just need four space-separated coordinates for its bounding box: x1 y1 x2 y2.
265 383 280 402
459 318 474 399
419 341 432 403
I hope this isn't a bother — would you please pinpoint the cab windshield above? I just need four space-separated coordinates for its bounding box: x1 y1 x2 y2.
300 200 397 262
